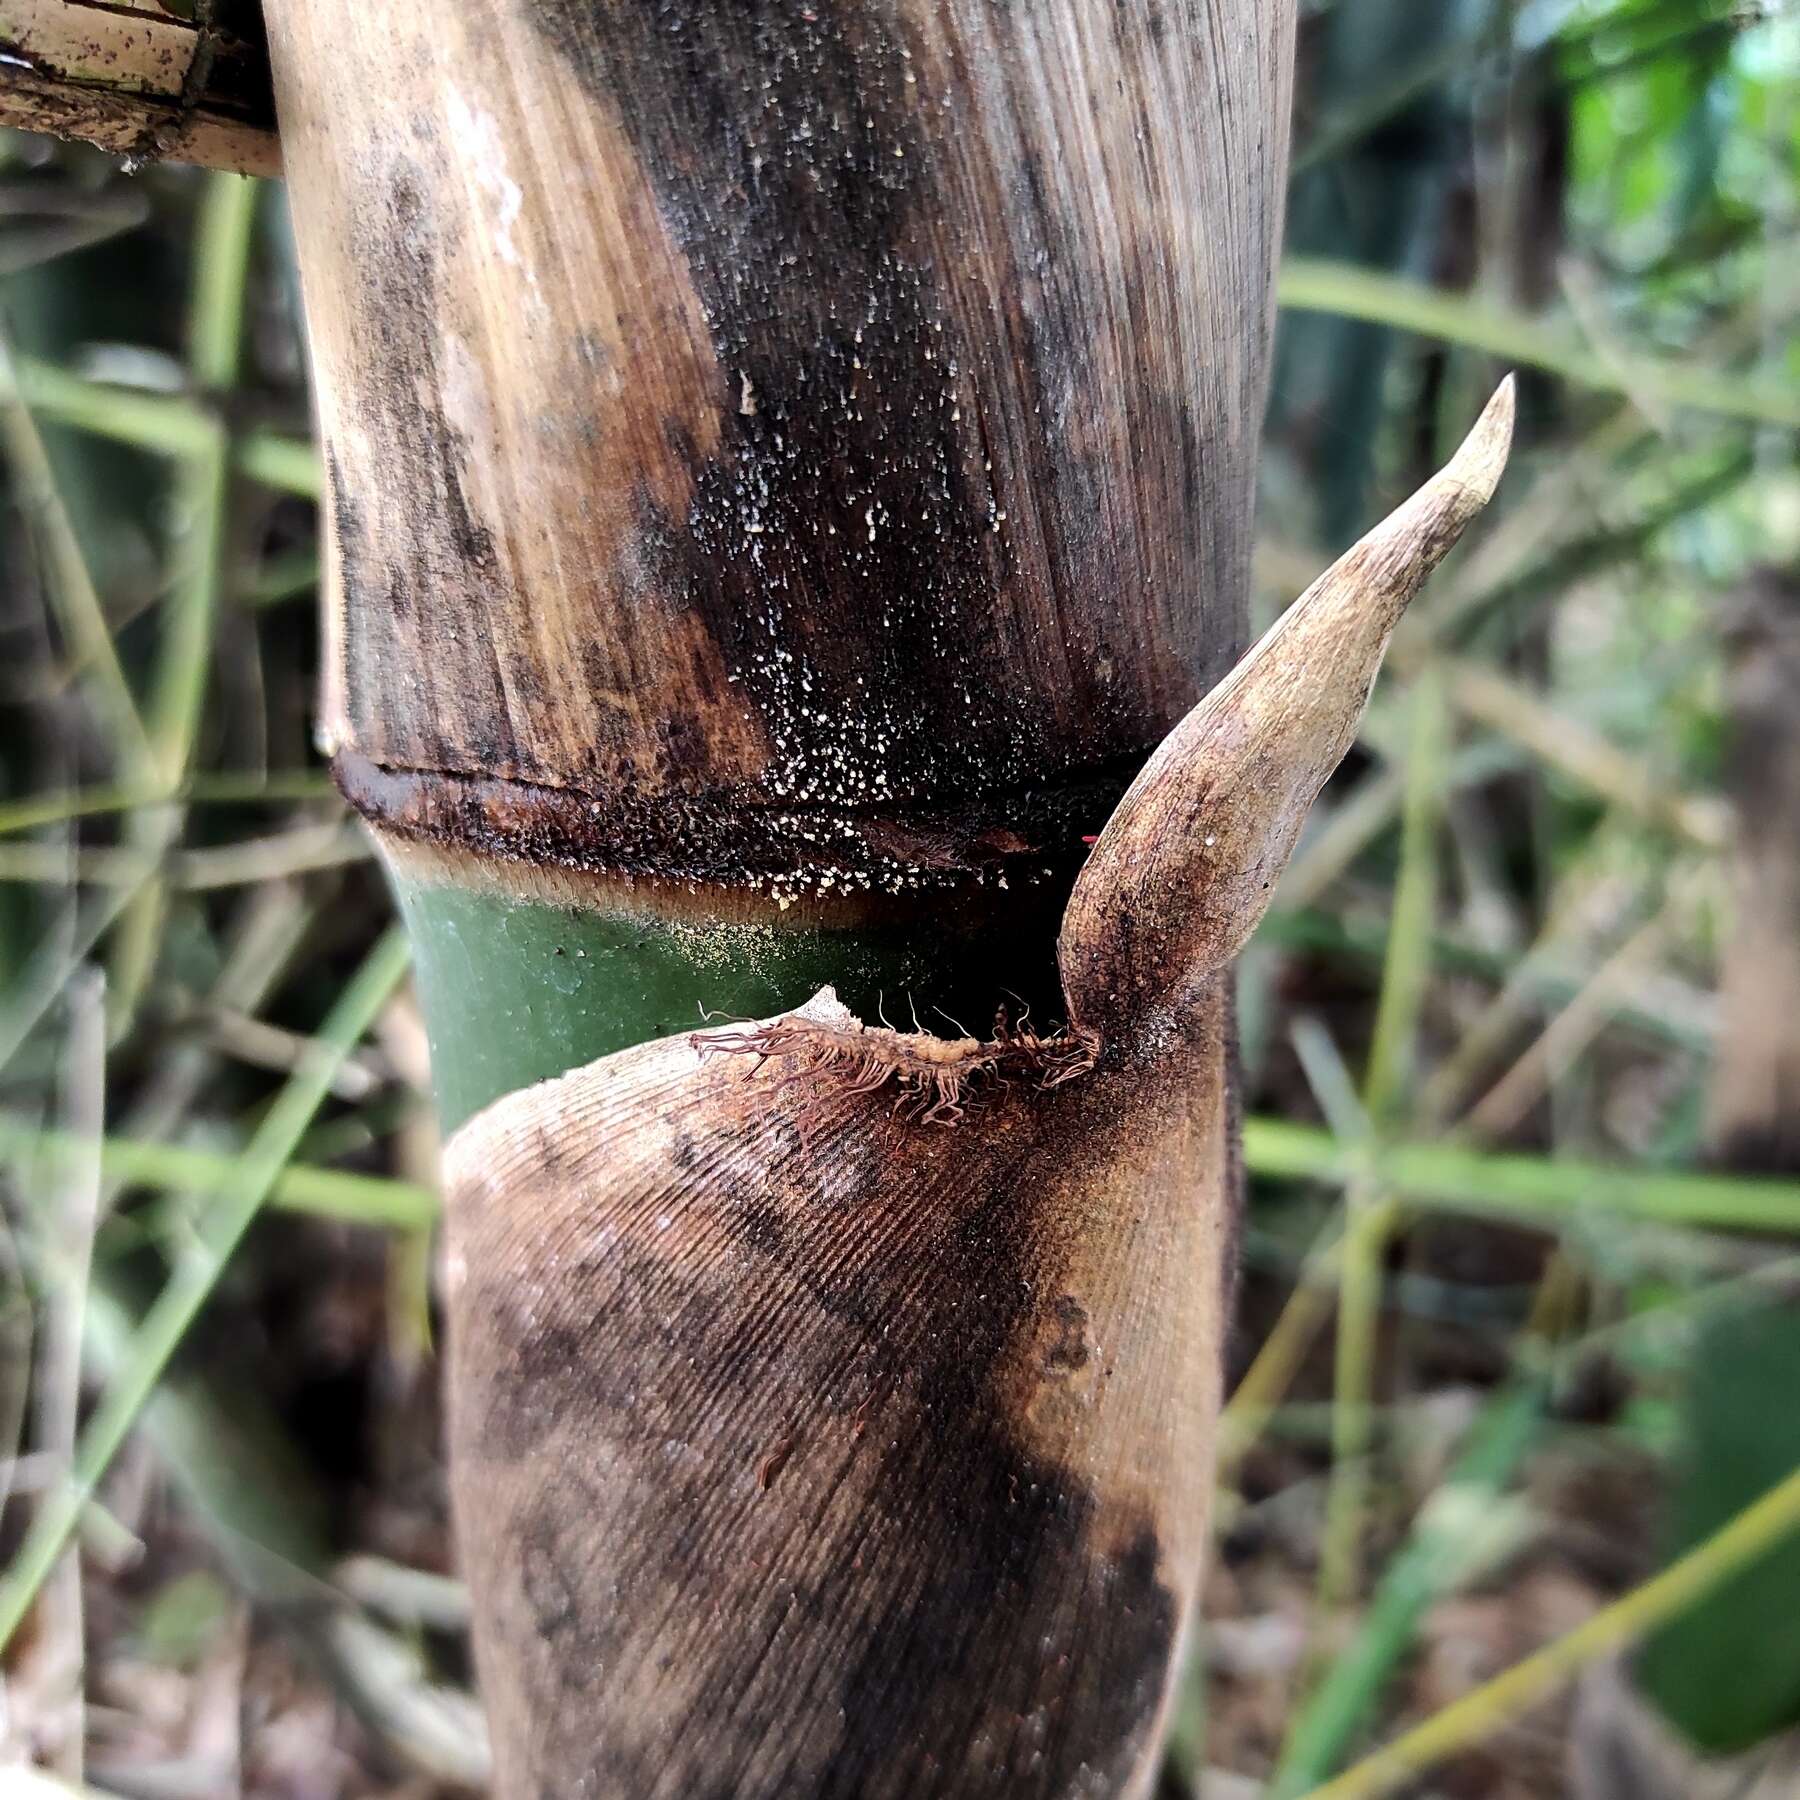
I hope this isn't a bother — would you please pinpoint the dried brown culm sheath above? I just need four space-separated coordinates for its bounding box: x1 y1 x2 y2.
1060 375 1517 1038
441 383 1513 1799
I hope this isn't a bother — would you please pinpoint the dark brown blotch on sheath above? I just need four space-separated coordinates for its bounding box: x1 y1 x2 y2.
1043 1295 1093 1374
509 0 1244 814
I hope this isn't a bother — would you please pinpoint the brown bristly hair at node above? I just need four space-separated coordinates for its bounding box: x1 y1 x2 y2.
693 995 1100 1127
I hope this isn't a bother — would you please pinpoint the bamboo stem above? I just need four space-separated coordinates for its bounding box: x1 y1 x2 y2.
0 334 154 769
1278 258 1800 426
0 352 318 497
0 1117 435 1229
1242 1118 1800 1234
0 0 278 176
108 168 257 1031
239 5 1541 1792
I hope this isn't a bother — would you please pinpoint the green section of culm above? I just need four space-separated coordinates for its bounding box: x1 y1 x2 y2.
393 871 1069 1134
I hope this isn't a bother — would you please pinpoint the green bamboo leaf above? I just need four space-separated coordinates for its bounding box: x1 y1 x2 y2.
1277 258 1800 427
1243 1118 1800 1235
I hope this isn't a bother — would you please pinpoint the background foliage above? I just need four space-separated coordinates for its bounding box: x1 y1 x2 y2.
0 0 1796 1793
